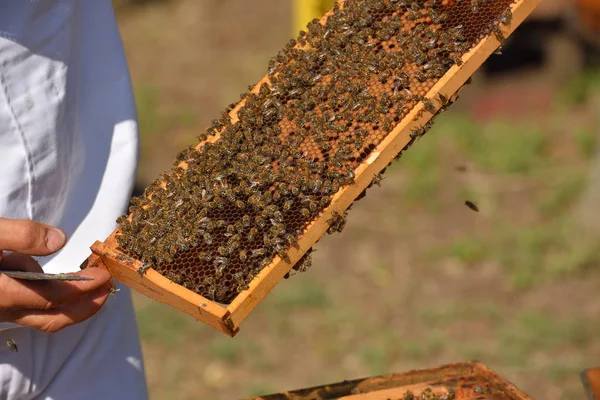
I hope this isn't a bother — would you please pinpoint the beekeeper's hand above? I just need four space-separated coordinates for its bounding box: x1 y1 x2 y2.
0 217 111 333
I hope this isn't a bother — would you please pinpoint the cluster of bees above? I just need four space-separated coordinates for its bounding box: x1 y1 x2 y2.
117 0 514 304
402 388 455 400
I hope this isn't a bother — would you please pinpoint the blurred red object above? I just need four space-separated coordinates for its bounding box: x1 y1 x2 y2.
468 85 554 124
582 367 600 400
575 0 600 32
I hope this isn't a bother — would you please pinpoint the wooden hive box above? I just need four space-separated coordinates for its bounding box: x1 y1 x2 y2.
86 0 542 336
244 361 532 400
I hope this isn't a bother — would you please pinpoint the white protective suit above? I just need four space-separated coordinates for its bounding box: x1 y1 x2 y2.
0 1 148 398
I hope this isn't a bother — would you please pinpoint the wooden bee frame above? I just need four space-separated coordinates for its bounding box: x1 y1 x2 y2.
88 0 542 337
244 361 532 399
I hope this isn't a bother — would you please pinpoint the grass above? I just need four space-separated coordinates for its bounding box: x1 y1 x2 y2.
497 310 600 367
575 126 598 160
537 172 587 217
445 236 489 266
462 121 548 175
370 259 392 288
135 301 205 348
268 278 331 311
359 331 397 375
559 69 600 105
135 84 160 139
208 337 242 365
397 133 443 211
419 301 503 326
400 331 445 360
245 383 276 398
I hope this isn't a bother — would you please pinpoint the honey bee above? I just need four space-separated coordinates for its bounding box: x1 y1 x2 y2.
248 227 259 242
137 264 151 277
410 126 427 139
202 232 213 245
371 173 384 187
251 248 267 258
295 252 312 272
327 211 347 234
108 284 121 297
464 200 479 212
491 24 505 42
6 339 18 353
421 97 436 114
403 391 415 400
500 8 512 25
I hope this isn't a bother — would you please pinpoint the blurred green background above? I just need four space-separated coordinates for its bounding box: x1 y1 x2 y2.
113 1 600 399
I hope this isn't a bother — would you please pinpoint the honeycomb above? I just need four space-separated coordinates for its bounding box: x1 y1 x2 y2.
116 0 516 304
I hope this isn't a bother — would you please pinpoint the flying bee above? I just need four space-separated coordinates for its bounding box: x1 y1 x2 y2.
465 200 479 212
108 284 121 297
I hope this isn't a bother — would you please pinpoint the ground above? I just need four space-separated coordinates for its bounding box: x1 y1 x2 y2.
114 1 600 399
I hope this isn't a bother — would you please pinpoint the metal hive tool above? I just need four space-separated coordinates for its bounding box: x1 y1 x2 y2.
86 0 542 336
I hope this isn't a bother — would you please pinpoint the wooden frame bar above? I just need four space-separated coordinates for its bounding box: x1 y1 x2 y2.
244 361 532 400
88 0 542 336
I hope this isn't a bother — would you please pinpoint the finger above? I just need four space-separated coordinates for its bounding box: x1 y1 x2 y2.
0 218 66 256
0 267 111 311
10 284 110 333
0 252 44 272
